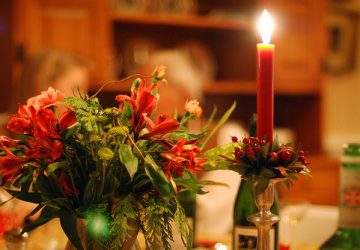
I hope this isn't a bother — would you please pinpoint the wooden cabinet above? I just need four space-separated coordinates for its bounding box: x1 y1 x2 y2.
13 0 113 84
0 1 14 112
11 0 327 153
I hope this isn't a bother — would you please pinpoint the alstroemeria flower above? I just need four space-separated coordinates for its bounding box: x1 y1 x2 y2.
34 107 61 139
160 138 206 178
59 110 77 131
141 115 180 139
0 146 27 184
7 105 34 134
26 128 63 162
116 80 158 135
27 87 65 110
0 136 21 148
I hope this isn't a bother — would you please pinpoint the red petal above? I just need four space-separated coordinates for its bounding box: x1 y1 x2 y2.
141 119 179 139
59 110 77 130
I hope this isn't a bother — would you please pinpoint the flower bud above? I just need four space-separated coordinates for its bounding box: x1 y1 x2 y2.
152 65 166 81
185 99 203 118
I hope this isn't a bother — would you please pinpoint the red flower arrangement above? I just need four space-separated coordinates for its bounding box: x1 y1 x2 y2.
0 68 236 249
204 122 310 195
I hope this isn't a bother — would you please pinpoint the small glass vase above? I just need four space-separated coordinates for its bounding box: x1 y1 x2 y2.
65 218 139 250
248 178 283 250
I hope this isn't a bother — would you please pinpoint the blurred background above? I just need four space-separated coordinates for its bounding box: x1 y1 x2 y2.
0 0 359 248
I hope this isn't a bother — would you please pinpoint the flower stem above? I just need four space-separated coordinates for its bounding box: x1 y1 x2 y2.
89 74 152 99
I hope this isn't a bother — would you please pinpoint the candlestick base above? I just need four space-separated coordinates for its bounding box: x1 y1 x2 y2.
248 178 283 250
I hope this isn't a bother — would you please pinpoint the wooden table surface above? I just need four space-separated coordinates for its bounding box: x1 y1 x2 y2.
0 219 68 250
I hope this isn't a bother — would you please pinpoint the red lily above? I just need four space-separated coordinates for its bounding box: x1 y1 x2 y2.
160 138 206 178
141 115 180 139
116 80 158 135
0 146 27 184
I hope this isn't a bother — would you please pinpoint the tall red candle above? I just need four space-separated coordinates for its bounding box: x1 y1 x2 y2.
257 10 274 142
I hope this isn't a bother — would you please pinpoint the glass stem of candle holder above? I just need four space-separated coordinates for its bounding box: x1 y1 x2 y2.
248 179 282 250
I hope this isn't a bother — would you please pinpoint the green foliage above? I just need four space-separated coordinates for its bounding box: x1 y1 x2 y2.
142 198 174 250
23 206 57 234
174 199 192 249
110 195 138 249
144 154 174 196
201 102 236 150
118 144 138 180
59 210 83 250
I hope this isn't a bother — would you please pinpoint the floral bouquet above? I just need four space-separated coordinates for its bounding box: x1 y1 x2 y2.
204 116 310 195
0 67 235 250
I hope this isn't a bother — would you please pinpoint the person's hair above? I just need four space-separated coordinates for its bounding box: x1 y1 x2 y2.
10 50 87 112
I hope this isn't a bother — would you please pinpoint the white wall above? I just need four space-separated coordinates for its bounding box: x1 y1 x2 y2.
323 13 360 155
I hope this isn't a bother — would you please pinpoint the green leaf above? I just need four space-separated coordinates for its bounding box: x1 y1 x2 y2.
104 170 120 194
248 114 257 137
59 210 83 250
48 197 74 210
174 200 192 248
203 142 237 170
271 135 280 152
62 122 81 140
283 179 291 189
175 172 205 194
13 170 33 192
119 144 138 180
23 206 57 233
37 175 62 198
229 161 251 175
288 174 298 181
201 102 236 150
260 143 270 160
204 142 236 160
170 129 207 141
25 204 44 219
144 154 173 196
47 161 69 175
5 189 44 203
83 174 98 206
121 102 133 127
203 105 217 132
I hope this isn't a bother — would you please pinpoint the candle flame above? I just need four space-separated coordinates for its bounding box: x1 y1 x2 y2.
258 10 274 44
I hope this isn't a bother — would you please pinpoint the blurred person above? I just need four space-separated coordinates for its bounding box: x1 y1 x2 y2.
143 49 243 242
10 49 89 112
0 49 89 134
141 49 203 120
